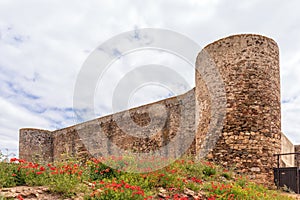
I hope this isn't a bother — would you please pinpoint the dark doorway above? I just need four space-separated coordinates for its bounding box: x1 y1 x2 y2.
274 153 300 194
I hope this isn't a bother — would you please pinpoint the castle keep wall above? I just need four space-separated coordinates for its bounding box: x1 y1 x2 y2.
196 34 281 183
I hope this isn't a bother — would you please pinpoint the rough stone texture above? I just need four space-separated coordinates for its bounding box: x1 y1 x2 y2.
195 34 281 184
20 34 286 185
19 129 53 163
21 89 196 162
281 134 295 167
0 186 84 200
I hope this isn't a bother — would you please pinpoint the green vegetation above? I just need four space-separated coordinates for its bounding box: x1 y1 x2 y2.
0 154 295 200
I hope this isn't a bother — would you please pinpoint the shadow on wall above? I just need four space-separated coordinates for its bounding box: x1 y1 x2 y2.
20 33 283 185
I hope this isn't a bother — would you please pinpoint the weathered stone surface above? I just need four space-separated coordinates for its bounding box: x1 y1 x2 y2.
20 89 196 163
0 186 84 200
195 34 281 185
19 129 53 163
19 34 287 185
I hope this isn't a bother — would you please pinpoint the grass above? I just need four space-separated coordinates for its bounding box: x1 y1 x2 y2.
0 156 295 200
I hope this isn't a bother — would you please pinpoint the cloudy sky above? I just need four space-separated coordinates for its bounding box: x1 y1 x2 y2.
0 0 299 157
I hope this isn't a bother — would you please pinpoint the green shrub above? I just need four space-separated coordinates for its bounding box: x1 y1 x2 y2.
0 156 295 199
221 172 231 180
202 166 217 177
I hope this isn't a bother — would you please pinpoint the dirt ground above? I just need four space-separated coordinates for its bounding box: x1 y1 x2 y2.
1 186 300 200
0 186 84 200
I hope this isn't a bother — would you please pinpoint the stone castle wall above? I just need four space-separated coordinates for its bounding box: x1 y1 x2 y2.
196 34 281 183
19 129 53 162
20 34 285 184
21 89 196 162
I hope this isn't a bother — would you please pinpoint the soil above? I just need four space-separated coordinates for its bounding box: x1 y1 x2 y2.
0 186 84 200
1 186 300 200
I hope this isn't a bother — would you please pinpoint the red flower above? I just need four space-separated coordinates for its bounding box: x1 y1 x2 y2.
10 158 17 162
40 166 45 171
50 167 56 170
12 173 17 177
173 194 188 200
211 182 217 190
36 171 43 175
168 187 177 191
228 194 235 200
18 159 26 163
132 190 144 196
190 177 202 184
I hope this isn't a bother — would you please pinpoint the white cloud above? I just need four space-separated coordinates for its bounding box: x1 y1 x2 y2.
0 0 299 157
0 96 51 155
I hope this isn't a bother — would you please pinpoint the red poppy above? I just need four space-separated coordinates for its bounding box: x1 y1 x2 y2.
18 159 26 163
40 166 45 171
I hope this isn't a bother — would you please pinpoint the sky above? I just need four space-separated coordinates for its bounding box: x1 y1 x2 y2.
0 0 300 157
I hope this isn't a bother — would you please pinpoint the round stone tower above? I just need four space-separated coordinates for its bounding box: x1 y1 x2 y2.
19 128 53 163
195 34 281 183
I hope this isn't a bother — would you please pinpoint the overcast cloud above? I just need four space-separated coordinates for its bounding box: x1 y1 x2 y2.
0 0 299 157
